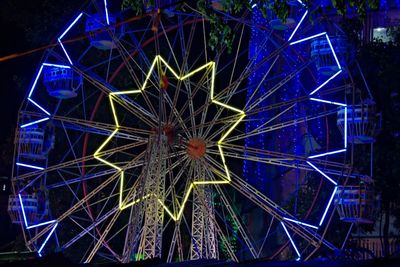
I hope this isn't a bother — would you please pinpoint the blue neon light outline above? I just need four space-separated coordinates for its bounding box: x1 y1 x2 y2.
37 223 58 256
309 97 346 107
283 0 348 235
309 69 342 96
283 217 318 230
319 186 338 226
42 63 71 69
28 65 44 98
20 117 50 128
308 149 347 159
18 194 58 256
104 0 110 25
288 10 308 42
325 35 342 70
28 98 51 116
58 40 74 65
306 161 337 185
16 163 45 171
58 13 83 40
281 222 301 259
290 32 326 45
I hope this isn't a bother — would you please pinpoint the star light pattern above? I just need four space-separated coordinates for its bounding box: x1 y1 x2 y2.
94 55 245 221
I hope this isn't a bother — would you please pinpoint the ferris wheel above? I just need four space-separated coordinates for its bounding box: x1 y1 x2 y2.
8 0 373 263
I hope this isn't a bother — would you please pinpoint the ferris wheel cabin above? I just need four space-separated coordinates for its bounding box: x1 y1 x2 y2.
335 183 376 224
8 194 49 224
86 13 117 50
337 101 380 144
43 66 81 99
311 36 347 76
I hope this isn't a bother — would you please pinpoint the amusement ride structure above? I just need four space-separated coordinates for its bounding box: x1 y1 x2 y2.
8 0 380 263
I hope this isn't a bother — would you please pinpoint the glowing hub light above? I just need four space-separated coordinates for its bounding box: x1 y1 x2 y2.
104 0 110 25
95 55 245 220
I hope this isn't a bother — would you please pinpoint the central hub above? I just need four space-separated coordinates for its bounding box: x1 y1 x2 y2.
186 138 206 160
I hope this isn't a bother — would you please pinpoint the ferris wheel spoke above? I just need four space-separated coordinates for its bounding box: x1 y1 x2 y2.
246 61 313 112
214 144 347 171
68 216 121 261
203 165 258 258
224 109 337 143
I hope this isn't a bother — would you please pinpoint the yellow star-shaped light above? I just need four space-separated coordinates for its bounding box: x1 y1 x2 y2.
94 55 245 220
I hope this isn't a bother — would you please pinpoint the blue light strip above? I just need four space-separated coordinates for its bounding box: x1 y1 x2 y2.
58 13 83 40
27 220 57 229
28 98 51 116
18 194 29 227
58 41 73 65
308 149 346 159
18 193 58 256
325 35 342 70
309 97 346 107
319 186 338 226
281 222 301 259
16 163 45 170
288 10 308 42
42 63 71 69
104 0 110 25
306 161 337 185
309 70 342 96
28 65 44 98
283 217 318 230
20 117 50 128
37 223 58 257
290 32 326 46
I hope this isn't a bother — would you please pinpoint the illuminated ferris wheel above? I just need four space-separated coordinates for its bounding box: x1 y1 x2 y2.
8 0 378 263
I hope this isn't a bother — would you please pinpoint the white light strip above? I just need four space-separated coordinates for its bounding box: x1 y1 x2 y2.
319 186 338 226
58 40 73 65
290 32 326 46
104 0 110 25
20 117 50 128
37 223 58 256
28 98 51 116
28 65 44 98
288 10 308 42
58 13 83 40
306 161 337 185
309 69 342 95
18 194 29 227
42 63 71 69
309 97 347 107
308 149 346 159
325 35 342 70
27 220 57 230
281 222 301 258
283 217 318 230
16 163 45 170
